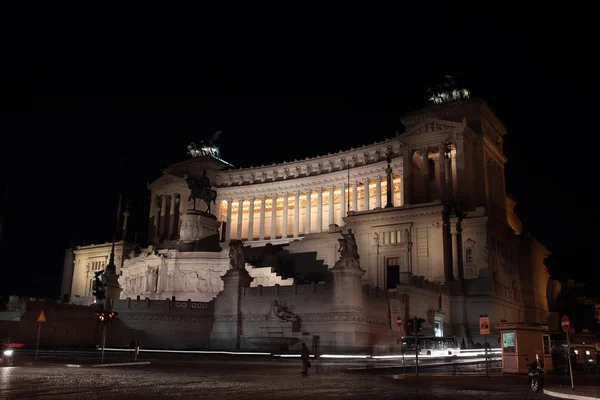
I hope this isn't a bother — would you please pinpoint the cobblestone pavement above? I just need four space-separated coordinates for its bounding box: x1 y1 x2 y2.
0 362 551 400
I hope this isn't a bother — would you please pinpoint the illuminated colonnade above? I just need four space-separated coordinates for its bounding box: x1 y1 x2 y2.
219 176 402 241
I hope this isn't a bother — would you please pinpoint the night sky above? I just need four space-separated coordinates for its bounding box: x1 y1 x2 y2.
1 14 595 299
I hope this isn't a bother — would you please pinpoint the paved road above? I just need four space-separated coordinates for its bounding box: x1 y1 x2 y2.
0 361 550 400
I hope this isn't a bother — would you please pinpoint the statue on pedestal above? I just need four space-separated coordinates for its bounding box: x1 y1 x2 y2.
338 229 359 261
228 239 245 269
184 170 217 214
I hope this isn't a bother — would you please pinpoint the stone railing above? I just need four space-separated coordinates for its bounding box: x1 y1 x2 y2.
243 282 331 297
406 274 449 295
114 297 214 314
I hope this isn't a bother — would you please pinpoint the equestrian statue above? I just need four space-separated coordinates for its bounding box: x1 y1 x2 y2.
184 170 217 214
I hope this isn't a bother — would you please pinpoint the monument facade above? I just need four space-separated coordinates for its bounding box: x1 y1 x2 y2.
63 96 560 350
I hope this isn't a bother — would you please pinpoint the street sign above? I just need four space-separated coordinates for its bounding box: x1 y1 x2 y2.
479 315 490 335
561 315 570 332
396 316 402 327
37 311 47 323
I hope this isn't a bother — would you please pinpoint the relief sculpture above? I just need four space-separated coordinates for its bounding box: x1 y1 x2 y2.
267 300 298 322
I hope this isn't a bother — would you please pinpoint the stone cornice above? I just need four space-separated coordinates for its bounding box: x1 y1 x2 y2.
482 138 507 165
215 159 403 199
148 173 188 195
481 102 507 136
345 203 445 225
222 137 398 172
215 140 402 187
399 117 465 138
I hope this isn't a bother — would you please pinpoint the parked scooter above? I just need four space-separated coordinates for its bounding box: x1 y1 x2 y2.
527 359 545 392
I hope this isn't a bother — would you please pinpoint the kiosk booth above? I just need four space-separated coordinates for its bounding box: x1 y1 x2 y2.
497 323 552 373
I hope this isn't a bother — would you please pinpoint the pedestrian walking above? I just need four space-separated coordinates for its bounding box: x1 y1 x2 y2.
301 343 311 375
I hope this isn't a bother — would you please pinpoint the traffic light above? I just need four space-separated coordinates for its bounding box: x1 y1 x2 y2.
95 311 105 322
415 318 426 333
406 318 414 335
107 311 119 323
92 271 106 302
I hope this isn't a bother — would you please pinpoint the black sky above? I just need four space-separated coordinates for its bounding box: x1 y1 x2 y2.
1 8 595 298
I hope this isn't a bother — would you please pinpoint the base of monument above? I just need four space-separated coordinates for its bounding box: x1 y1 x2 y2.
244 336 300 351
187 209 217 220
177 233 222 252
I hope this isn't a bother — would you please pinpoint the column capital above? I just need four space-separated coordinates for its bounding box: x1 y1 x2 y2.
294 190 300 196
316 187 323 193
305 188 312 194
248 195 255 202
375 176 382 182
259 194 267 200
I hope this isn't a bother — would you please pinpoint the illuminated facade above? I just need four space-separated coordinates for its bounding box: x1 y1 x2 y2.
65 97 560 347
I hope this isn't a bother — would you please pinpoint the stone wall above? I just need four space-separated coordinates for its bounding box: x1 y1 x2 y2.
109 297 214 349
0 301 99 347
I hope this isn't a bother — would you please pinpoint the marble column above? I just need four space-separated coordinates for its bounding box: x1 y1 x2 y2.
422 148 430 202
339 184 346 226
226 198 233 241
448 151 455 202
271 194 277 239
454 136 465 206
375 177 382 208
149 196 156 219
451 221 459 280
167 194 176 239
159 194 167 239
259 195 266 240
328 186 335 227
316 188 323 232
402 146 412 206
293 190 300 238
399 173 405 207
438 143 447 203
236 198 243 240
247 196 255 241
153 199 161 242
148 195 156 241
179 192 186 214
352 181 358 212
282 194 289 238
363 179 370 211
305 189 311 234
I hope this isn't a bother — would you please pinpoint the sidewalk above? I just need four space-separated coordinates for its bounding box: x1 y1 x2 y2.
544 386 600 400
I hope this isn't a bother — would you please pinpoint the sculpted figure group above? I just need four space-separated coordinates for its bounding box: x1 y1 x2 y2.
228 239 245 269
338 229 359 261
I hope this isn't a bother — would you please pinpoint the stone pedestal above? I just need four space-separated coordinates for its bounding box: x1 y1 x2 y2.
330 258 366 313
103 270 122 311
178 210 221 252
210 267 253 350
329 258 369 352
257 320 300 337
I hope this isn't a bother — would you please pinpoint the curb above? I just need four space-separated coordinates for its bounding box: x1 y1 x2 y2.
66 362 151 368
543 388 600 400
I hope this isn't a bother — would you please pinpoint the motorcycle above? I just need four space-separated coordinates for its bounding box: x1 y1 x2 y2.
527 360 545 392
